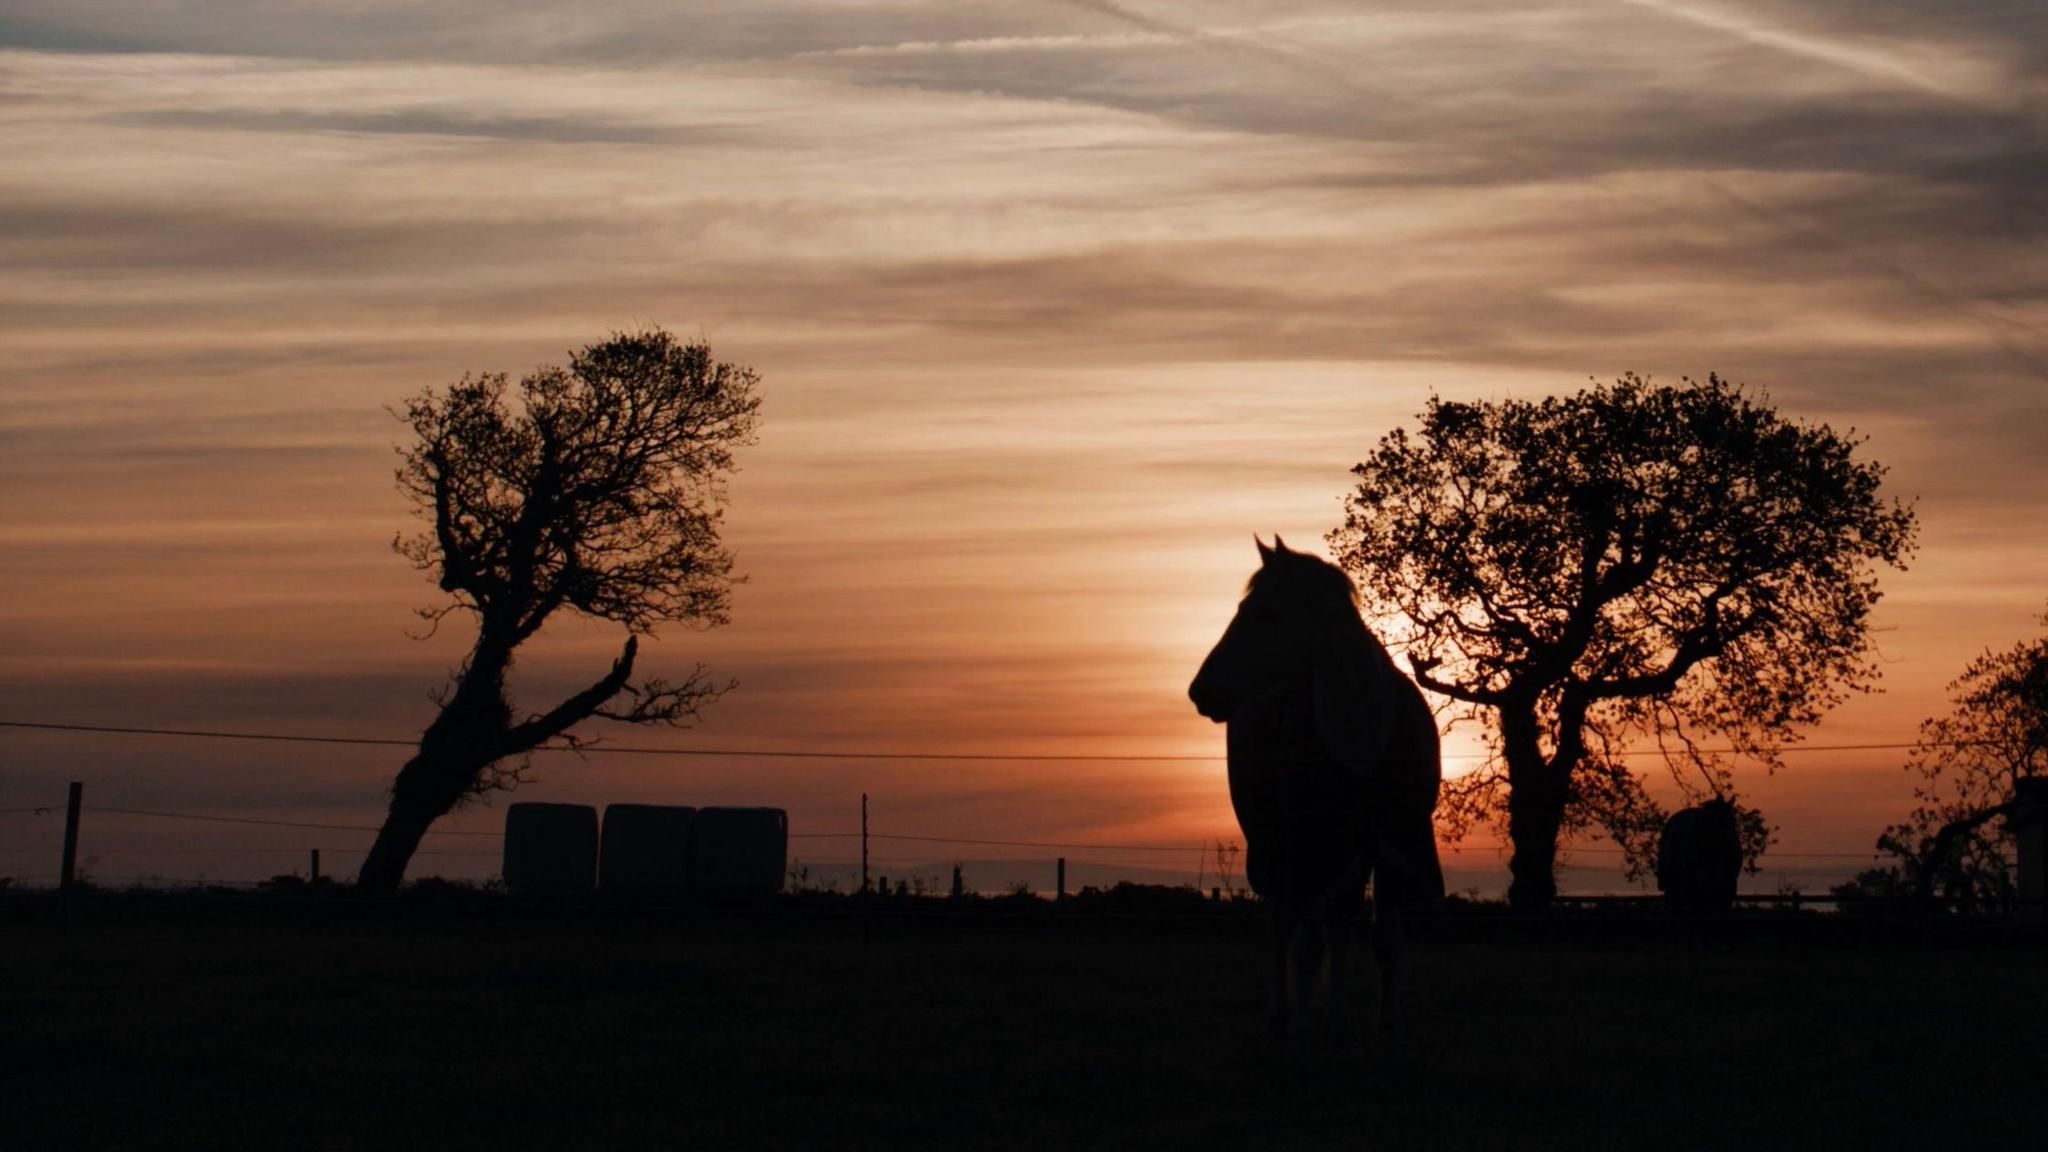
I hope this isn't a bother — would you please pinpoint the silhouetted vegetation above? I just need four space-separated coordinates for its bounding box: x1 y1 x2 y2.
1068 881 1215 912
1830 866 1914 911
1878 612 2048 909
357 328 760 894
1331 374 1915 909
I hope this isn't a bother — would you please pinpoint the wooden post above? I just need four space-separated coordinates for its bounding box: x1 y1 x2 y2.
59 781 82 891
860 793 872 948
2014 777 2047 924
1056 857 1066 902
310 848 321 884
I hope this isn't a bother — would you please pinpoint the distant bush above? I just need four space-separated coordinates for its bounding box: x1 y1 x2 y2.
1069 883 1212 912
1829 866 1914 913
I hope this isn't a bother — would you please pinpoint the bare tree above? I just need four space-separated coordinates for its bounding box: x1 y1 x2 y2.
1878 617 2048 909
1330 374 1915 909
356 328 760 894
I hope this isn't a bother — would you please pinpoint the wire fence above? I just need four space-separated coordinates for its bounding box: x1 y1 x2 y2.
0 788 1896 901
0 716 2001 763
0 713 1946 900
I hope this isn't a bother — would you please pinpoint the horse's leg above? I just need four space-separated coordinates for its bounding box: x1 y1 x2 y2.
1291 917 1324 1055
1371 901 1407 1035
1267 904 1290 1045
1326 913 1351 1050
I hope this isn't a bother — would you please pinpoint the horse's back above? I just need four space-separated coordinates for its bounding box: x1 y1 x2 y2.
1658 803 1740 912
1227 684 1443 912
1375 677 1445 907
1227 694 1369 910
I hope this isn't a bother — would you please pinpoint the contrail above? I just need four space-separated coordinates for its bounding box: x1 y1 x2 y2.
1043 0 2047 375
1707 181 2048 379
1053 0 1413 105
1616 0 2001 108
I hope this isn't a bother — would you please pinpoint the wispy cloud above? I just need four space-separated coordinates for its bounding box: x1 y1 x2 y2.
799 30 1175 58
1615 0 2015 106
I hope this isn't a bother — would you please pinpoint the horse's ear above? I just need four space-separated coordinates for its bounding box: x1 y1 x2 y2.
1313 623 1388 772
1272 534 1291 555
1255 535 1274 563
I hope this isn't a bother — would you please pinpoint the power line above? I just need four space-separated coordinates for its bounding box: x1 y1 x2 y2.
0 719 1221 761
0 846 499 857
0 717 1977 762
0 796 1910 862
873 833 1205 853
83 805 501 837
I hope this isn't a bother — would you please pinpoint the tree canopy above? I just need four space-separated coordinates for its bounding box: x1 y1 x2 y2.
357 328 760 893
1878 617 2048 909
1329 373 1916 908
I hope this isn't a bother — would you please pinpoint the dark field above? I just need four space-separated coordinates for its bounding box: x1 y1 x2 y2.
6 895 2044 1152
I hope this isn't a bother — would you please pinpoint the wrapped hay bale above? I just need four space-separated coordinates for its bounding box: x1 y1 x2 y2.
600 803 696 895
692 807 787 899
502 802 599 895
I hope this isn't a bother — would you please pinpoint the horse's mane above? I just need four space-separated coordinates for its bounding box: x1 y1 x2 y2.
1244 549 1362 612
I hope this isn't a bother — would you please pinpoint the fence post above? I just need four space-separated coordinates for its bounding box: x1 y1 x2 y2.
59 781 82 890
2015 777 2047 924
1056 856 1066 902
860 793 871 949
310 848 321 884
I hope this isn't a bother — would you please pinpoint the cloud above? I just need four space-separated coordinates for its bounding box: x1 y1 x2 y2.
1614 0 2018 107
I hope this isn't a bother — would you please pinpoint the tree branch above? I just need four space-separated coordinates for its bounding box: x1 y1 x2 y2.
1584 587 1732 698
501 635 640 751
1914 798 2023 904
428 446 484 598
1413 657 1507 706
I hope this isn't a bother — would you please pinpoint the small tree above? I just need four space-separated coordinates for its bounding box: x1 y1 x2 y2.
1330 374 1915 909
1213 839 1241 898
356 328 760 894
1878 617 2048 909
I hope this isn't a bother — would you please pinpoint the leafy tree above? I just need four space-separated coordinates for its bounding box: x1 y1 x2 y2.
357 328 761 894
1329 373 1916 909
1877 618 2048 910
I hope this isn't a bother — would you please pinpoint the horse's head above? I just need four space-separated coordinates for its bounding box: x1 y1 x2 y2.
1188 536 1367 724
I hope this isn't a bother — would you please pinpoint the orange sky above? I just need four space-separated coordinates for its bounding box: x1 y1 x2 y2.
2 1 2045 893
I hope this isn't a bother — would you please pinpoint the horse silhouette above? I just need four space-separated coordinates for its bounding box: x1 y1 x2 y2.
1189 536 1443 1048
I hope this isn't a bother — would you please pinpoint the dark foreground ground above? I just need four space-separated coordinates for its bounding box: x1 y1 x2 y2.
4 893 2044 1152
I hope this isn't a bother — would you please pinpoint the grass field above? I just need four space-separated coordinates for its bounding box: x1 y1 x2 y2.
5 893 2044 1151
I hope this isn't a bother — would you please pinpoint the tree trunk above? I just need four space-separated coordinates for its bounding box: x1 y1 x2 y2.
353 637 631 894
1502 707 1567 911
358 809 434 896
355 751 480 895
1506 784 1565 910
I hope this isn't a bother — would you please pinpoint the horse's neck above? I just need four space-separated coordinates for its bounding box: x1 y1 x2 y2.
1346 616 1390 663
1228 684 1323 767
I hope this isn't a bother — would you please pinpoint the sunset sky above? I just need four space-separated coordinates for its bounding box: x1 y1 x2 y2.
2 0 2044 893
